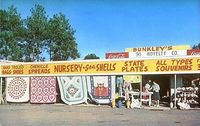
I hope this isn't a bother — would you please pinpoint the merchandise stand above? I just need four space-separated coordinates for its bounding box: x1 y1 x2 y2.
0 56 199 108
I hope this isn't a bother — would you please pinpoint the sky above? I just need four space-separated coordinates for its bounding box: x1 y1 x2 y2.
1 0 200 59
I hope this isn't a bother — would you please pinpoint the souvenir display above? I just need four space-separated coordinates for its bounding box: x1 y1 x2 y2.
6 77 29 102
173 86 199 108
30 77 57 103
57 76 87 105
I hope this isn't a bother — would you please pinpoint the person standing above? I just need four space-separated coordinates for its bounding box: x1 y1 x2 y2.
145 80 153 92
123 81 132 108
152 81 160 107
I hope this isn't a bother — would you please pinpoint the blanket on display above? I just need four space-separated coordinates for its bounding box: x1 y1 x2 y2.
57 76 87 105
30 77 57 103
6 77 30 102
86 76 115 104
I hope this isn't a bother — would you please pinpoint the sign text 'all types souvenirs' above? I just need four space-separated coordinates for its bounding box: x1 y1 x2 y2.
0 56 200 76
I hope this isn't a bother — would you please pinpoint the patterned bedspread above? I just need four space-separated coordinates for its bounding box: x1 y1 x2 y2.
57 76 87 105
30 77 57 103
86 76 115 104
6 77 29 102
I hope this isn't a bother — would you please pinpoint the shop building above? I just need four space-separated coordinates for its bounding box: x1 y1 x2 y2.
0 45 199 109
105 45 200 109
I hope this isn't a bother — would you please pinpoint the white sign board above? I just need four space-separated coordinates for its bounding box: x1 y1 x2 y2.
129 50 187 58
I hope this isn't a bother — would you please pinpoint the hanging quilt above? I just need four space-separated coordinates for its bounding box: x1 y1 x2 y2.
86 76 116 104
57 76 87 105
30 77 57 103
6 77 29 102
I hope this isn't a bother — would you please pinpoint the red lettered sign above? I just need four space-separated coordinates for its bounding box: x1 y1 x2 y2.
187 49 200 55
105 52 129 59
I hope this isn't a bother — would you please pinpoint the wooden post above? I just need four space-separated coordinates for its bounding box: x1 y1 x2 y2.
140 75 142 107
0 77 4 104
174 74 177 108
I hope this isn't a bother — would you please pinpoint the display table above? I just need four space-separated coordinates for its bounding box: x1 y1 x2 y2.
141 92 153 106
129 91 153 106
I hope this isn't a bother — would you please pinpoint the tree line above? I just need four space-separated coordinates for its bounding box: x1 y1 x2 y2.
0 5 80 62
1 5 199 62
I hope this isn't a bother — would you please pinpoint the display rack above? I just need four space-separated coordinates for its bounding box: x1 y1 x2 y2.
175 87 199 106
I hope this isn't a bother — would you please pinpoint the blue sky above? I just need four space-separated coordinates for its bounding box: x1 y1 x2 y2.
1 0 200 59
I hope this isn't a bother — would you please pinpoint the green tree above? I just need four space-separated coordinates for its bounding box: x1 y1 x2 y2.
1 5 80 62
192 43 200 49
46 13 80 61
0 6 24 61
25 4 48 61
84 53 100 60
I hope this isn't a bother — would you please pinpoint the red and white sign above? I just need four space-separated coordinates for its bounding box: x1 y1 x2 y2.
187 49 200 55
105 52 129 59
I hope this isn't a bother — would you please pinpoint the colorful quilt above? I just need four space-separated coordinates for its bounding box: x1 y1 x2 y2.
86 76 116 104
57 76 87 105
6 77 29 102
30 77 57 103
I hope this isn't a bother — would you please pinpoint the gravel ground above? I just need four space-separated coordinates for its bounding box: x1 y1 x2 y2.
0 104 200 126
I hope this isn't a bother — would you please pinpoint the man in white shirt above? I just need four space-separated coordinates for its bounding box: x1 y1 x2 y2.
145 80 153 92
152 81 160 107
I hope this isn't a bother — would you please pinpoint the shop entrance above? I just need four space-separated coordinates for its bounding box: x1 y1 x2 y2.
142 74 171 106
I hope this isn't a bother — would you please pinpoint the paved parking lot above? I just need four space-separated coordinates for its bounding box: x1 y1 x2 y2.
0 104 200 126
